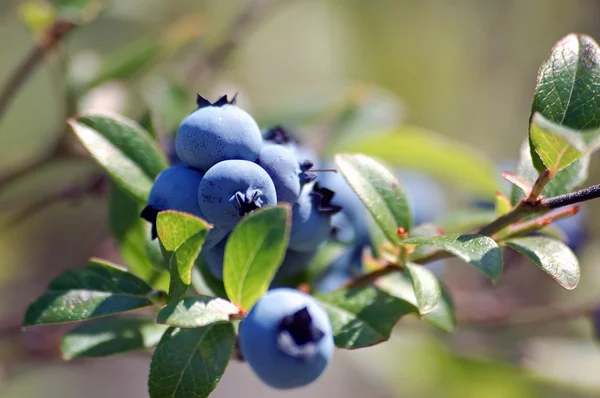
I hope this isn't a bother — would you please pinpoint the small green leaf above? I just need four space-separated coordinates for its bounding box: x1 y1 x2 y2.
511 139 590 205
156 211 211 302
404 262 442 315
316 285 416 349
377 272 456 332
224 206 291 311
332 127 499 197
405 234 503 281
335 153 411 244
69 113 168 203
529 113 587 173
156 297 239 328
23 259 154 326
506 236 580 290
56 0 100 23
148 324 235 398
61 317 168 360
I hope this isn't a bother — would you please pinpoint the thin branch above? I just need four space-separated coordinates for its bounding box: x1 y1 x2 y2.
0 20 76 123
541 184 600 209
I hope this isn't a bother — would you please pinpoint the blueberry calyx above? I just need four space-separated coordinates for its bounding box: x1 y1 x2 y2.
234 188 264 216
140 205 161 239
196 93 238 109
263 125 298 145
312 183 342 214
277 307 325 361
299 160 317 185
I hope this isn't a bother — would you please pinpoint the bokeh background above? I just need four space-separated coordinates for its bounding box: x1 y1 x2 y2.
2 0 600 397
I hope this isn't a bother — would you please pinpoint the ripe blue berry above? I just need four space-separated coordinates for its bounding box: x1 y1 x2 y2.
288 183 341 252
263 126 320 168
200 237 227 279
239 288 334 389
198 159 277 229
256 144 303 204
175 95 262 172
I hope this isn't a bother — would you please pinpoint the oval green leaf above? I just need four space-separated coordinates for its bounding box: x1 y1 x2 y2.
148 323 235 398
506 236 579 290
156 296 239 328
332 126 499 197
23 259 154 326
316 285 417 349
156 211 212 302
61 317 168 360
376 272 456 332
335 153 411 244
223 205 291 311
68 113 168 203
406 234 503 281
405 262 442 315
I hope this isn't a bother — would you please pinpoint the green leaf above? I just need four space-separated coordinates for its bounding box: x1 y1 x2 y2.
23 259 154 326
224 206 291 311
506 237 579 290
56 0 100 23
335 153 411 244
511 139 590 205
404 263 442 315
405 234 503 281
376 272 456 332
531 34 600 133
332 127 499 197
148 324 235 398
316 285 416 349
61 317 168 360
156 296 239 328
68 113 168 203
529 113 587 174
156 211 211 302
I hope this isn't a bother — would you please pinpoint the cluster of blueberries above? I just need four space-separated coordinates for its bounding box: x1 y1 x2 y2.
140 94 452 389
141 94 349 389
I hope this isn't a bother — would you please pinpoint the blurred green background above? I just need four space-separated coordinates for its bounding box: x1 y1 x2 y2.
2 0 600 397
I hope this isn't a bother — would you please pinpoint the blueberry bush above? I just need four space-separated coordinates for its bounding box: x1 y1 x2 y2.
9 2 600 397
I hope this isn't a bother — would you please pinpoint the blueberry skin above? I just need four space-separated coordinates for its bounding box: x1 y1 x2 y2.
148 165 205 218
256 144 301 204
288 187 332 252
198 160 277 229
146 165 228 249
175 104 262 171
239 288 334 389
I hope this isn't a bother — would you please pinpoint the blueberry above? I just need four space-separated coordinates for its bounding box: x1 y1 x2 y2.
314 247 358 293
239 288 334 389
263 126 320 168
140 165 229 248
288 183 341 252
175 94 262 172
256 144 303 204
198 159 277 229
554 206 588 253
